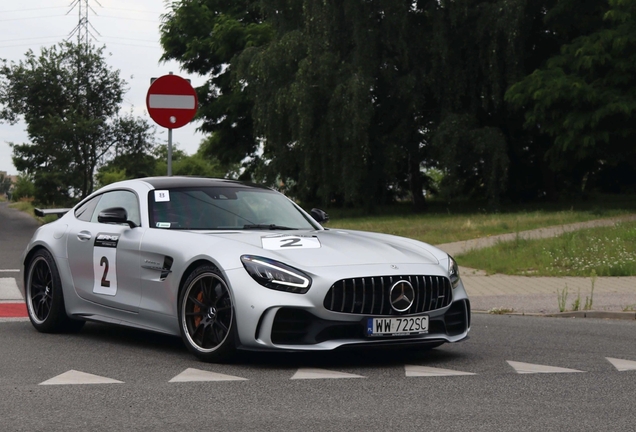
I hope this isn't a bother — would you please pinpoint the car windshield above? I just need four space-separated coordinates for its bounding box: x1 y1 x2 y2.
148 186 319 231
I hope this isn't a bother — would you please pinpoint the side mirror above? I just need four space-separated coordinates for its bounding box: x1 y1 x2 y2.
98 207 137 228
310 208 329 224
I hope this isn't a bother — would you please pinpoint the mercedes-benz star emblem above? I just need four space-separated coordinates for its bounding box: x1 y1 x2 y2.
389 280 415 313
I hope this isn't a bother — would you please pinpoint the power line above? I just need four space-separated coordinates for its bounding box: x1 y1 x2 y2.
0 35 67 43
0 40 66 49
0 6 67 14
103 7 161 15
101 35 159 43
96 14 159 23
0 14 70 22
102 41 159 49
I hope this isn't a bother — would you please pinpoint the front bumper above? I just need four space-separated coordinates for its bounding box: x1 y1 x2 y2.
267 298 471 346
225 264 471 352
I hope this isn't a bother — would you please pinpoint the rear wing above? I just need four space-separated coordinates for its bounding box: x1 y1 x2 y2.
34 208 71 219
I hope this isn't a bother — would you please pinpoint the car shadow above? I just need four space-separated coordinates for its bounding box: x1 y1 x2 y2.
234 344 467 369
72 322 188 355
57 322 467 368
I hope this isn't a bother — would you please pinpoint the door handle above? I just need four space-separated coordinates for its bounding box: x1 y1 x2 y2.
77 231 92 241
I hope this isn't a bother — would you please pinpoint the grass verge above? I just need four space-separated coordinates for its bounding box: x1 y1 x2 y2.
457 221 636 276
9 199 58 224
329 209 635 245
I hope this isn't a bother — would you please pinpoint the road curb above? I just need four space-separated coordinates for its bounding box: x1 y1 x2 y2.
546 311 636 320
474 309 636 320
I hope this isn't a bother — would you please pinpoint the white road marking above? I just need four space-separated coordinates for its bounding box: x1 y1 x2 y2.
0 278 22 300
405 365 476 377
291 368 365 380
169 368 248 382
148 94 196 109
507 360 584 374
0 269 20 272
39 370 123 385
606 357 636 371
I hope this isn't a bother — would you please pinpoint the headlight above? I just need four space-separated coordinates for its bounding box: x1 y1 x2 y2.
449 256 460 288
241 255 311 294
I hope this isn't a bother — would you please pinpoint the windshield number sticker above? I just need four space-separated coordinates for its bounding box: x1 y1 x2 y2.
154 190 170 202
93 233 119 296
262 236 321 250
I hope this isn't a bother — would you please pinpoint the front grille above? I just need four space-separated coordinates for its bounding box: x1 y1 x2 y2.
323 275 452 316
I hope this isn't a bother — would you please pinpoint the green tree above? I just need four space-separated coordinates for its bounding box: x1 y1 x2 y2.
151 144 227 178
161 0 437 208
11 173 35 201
0 173 11 195
160 0 271 170
506 0 636 192
0 42 155 204
425 0 569 205
237 0 441 208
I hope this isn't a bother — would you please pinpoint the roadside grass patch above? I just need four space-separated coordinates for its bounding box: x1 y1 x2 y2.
330 209 633 245
9 198 57 224
488 307 515 315
457 221 636 276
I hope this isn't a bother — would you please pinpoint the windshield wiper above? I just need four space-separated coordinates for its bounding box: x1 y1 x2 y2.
243 224 297 230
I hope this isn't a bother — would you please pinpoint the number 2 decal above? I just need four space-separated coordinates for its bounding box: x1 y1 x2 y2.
280 238 302 248
93 233 118 296
100 256 111 287
261 236 321 250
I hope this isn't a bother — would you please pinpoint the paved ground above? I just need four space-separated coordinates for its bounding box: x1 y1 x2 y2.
435 215 636 317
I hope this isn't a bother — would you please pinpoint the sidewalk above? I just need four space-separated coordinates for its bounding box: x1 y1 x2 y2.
435 215 636 317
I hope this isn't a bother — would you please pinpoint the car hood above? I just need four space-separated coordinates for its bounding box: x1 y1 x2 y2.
208 229 441 268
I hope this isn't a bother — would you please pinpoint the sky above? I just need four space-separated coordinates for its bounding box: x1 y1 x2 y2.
0 0 206 175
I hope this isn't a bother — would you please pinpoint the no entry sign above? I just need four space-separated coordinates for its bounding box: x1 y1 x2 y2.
146 74 198 129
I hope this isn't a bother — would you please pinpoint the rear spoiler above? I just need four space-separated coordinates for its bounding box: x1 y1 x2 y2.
34 208 71 219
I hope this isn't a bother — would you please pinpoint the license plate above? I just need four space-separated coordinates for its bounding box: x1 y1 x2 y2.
366 316 429 337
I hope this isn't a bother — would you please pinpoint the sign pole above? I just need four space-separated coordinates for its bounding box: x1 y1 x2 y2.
146 73 198 177
167 71 173 177
168 128 173 176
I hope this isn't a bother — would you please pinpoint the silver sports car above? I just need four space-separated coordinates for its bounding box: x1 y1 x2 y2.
20 177 471 362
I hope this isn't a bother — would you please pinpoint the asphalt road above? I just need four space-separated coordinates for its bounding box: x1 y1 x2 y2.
2 201 636 431
0 201 39 271
1 315 636 431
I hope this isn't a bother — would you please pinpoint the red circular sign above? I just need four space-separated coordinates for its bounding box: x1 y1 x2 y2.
146 74 198 129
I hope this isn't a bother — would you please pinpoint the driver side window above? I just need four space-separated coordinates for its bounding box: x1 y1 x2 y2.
90 190 141 227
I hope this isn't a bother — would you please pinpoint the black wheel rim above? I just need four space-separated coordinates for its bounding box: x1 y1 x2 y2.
27 256 54 324
182 273 233 352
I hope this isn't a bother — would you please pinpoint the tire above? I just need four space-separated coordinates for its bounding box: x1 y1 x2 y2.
25 249 85 333
178 265 236 362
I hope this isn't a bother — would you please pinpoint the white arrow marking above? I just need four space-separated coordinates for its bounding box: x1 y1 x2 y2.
169 368 248 382
606 357 636 371
291 368 365 380
0 277 22 300
40 370 123 385
148 94 195 109
507 360 584 374
405 365 476 377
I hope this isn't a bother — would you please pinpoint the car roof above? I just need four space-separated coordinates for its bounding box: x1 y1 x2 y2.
140 176 270 190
